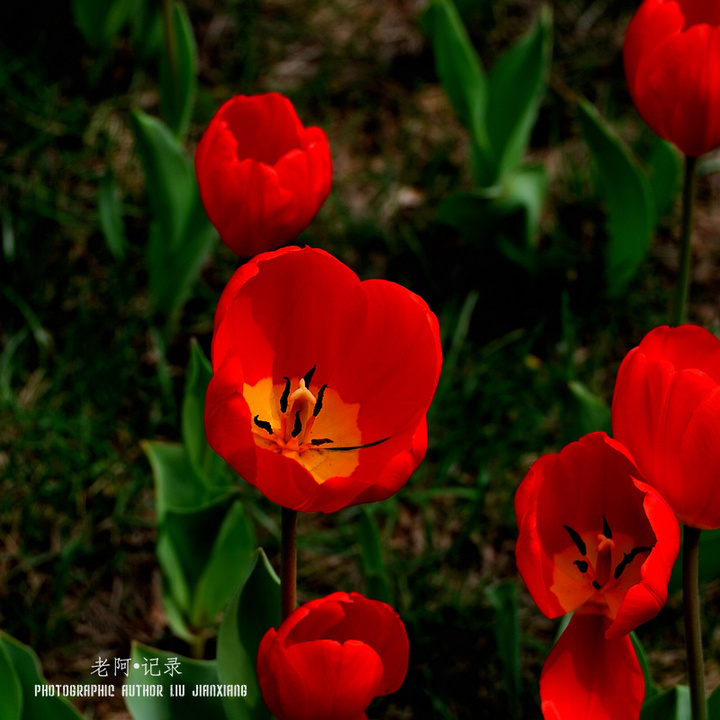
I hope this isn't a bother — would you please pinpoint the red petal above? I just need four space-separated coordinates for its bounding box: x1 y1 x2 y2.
612 325 720 528
515 451 574 619
220 93 304 165
282 592 409 695
540 613 643 720
607 478 680 638
258 630 383 720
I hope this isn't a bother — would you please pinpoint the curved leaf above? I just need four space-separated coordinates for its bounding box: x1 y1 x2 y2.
578 100 654 297
487 6 552 183
125 644 227 720
160 1 198 139
217 549 280 720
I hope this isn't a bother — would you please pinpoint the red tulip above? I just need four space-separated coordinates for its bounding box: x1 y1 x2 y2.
612 324 720 529
195 93 332 257
624 0 720 157
256 592 409 720
204 246 442 513
515 432 680 718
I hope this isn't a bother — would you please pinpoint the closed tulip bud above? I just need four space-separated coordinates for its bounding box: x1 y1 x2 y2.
624 0 720 157
195 93 332 257
612 324 720 529
257 592 409 720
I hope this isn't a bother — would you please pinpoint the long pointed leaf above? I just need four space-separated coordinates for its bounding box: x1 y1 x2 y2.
422 0 490 180
578 100 654 297
486 6 552 183
217 549 280 720
160 1 197 140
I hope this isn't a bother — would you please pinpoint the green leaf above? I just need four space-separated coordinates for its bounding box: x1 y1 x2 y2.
567 380 611 436
193 501 256 628
98 168 126 261
643 137 682 223
0 632 83 720
421 0 489 179
708 682 720 718
640 685 690 720
0 637 22 720
485 582 521 720
160 2 198 140
217 549 280 720
357 506 393 604
132 110 216 320
182 340 228 487
631 632 658 701
145 192 217 322
129 0 164 61
577 100 655 298
131 110 195 249
142 440 207 519
501 164 547 249
71 0 133 48
124 643 228 720
160 495 253 630
486 6 552 183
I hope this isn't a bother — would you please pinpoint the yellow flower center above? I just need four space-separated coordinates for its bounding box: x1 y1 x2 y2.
244 366 388 484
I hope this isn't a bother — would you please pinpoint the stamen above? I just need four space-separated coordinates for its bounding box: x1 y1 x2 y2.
291 410 303 438
326 437 390 452
614 546 652 579
313 384 328 417
280 377 291 413
303 366 316 387
563 525 587 556
310 438 334 446
253 415 274 435
574 560 589 573
602 515 612 539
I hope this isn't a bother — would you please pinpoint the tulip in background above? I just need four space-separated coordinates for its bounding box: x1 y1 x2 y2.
515 432 680 719
624 0 720 158
204 245 443 513
195 93 332 257
257 592 409 720
612 324 720 530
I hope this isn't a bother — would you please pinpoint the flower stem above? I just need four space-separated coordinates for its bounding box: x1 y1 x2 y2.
281 507 298 621
683 525 707 720
672 154 698 326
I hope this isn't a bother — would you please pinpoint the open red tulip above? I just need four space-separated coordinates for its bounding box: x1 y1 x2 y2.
195 93 332 257
515 432 680 718
624 0 720 157
612 324 720 529
204 246 442 513
257 592 409 720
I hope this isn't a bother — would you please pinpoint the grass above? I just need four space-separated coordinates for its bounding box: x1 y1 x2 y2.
1 0 714 718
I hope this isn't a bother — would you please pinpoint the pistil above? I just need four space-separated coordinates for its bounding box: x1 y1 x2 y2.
594 533 615 589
